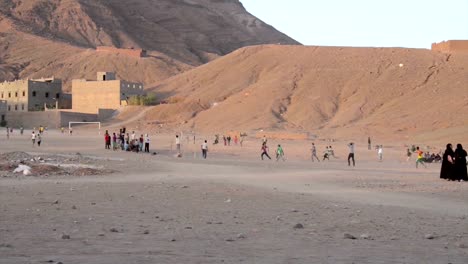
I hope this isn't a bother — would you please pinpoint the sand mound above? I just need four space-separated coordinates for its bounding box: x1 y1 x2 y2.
145 45 468 142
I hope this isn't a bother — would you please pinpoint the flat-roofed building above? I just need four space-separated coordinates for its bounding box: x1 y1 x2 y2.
0 77 63 112
72 72 145 114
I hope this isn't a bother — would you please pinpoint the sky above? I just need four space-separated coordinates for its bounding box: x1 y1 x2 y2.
240 0 468 49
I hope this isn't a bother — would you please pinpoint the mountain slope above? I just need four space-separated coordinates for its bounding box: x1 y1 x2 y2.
0 0 299 65
145 45 468 142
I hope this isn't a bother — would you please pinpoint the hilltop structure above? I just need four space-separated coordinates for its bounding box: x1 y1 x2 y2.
96 46 147 58
431 40 468 53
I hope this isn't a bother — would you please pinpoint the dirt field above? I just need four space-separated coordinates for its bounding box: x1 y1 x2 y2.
1 129 467 264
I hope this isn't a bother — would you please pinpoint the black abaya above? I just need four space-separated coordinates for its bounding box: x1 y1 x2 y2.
440 150 454 180
454 148 468 181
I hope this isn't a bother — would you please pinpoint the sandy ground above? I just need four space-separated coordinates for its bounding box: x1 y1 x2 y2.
1 129 468 264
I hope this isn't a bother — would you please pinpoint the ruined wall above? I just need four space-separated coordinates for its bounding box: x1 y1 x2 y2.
96 46 147 58
72 80 121 114
431 40 468 53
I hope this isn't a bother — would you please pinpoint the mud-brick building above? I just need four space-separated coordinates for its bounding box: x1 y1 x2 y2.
72 72 145 114
0 77 63 112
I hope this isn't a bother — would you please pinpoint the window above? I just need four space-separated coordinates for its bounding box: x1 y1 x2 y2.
1 115 4 121
14 105 17 111
56 93 60 99
1 92 3 98
22 91 25 97
45 92 49 98
8 92 11 98
32 91 37 97
15 92 18 97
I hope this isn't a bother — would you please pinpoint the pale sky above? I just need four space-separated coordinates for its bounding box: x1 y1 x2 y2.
240 0 468 48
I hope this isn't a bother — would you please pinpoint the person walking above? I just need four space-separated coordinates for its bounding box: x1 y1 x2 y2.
415 147 427 168
20 126 24 135
31 131 36 146
201 140 208 159
311 143 320 162
261 142 271 160
454 144 468 182
347 142 355 167
276 144 285 161
175 135 181 153
145 134 150 153
440 144 454 180
378 145 383 162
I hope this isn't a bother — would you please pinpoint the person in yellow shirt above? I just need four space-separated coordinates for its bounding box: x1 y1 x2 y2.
415 146 427 169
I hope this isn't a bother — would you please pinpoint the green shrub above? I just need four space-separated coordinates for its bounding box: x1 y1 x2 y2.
127 93 157 106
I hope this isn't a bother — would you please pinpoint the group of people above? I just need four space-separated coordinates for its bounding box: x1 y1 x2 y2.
104 128 150 153
440 143 468 182
260 137 285 161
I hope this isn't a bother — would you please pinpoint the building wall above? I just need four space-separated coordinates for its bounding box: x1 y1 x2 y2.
431 40 468 53
0 79 64 112
0 100 6 123
72 79 145 114
5 111 98 128
28 80 63 111
96 46 147 58
0 80 29 112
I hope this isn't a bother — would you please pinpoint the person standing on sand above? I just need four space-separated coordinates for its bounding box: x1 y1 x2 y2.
368 137 371 150
378 145 383 162
175 135 181 153
406 148 412 162
323 146 330 161
440 144 454 180
262 135 267 144
112 133 117 150
348 143 355 167
131 131 136 141
145 134 150 153
311 143 320 162
276 144 285 161
454 144 467 182
37 133 42 147
6 127 9 139
234 135 238 145
415 147 427 168
31 131 36 146
201 140 208 159
139 134 144 152
20 126 24 135
104 131 111 150
227 135 231 146
261 142 271 160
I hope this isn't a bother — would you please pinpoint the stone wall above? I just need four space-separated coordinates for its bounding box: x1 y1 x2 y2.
431 40 468 53
96 46 147 58
5 111 98 128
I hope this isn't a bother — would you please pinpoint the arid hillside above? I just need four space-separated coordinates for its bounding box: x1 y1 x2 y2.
0 0 298 65
145 45 468 142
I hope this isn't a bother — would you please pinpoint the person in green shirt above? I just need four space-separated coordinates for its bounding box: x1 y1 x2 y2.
276 144 285 161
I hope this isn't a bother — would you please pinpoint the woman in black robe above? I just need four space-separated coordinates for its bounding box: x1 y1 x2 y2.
454 144 468 182
440 144 454 180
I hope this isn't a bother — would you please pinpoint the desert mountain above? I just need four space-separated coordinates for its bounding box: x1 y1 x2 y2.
146 45 468 142
0 0 299 65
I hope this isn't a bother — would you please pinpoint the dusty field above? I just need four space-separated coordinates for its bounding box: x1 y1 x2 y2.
1 130 468 264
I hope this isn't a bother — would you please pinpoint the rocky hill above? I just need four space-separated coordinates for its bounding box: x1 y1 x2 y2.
145 45 468 142
0 0 298 65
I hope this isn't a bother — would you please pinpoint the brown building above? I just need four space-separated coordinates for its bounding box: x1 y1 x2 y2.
0 77 63 112
431 40 468 53
72 72 145 114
